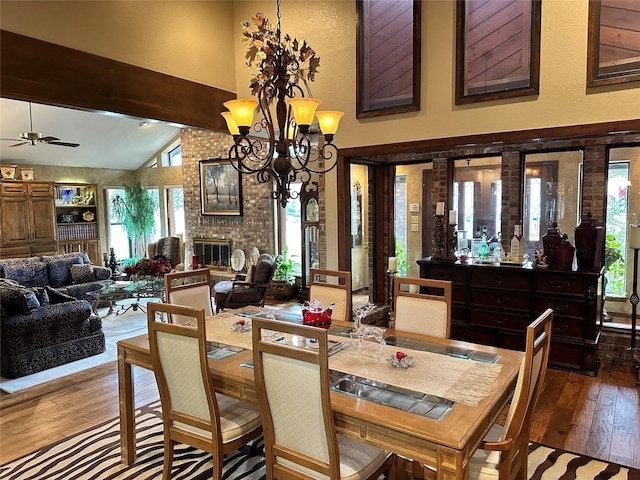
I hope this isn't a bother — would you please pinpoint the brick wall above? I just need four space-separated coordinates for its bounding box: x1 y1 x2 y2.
180 127 276 261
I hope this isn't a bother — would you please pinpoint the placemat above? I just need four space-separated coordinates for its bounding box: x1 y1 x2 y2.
328 343 504 407
181 313 254 350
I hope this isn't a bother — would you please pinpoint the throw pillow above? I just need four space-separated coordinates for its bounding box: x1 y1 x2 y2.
70 264 96 284
30 286 50 306
44 286 77 304
45 257 83 287
2 262 48 287
0 284 40 314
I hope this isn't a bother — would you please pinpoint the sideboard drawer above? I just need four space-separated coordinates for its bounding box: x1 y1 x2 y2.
469 269 531 291
535 297 585 319
470 289 530 311
427 266 466 284
549 317 585 339
469 308 532 331
536 275 586 296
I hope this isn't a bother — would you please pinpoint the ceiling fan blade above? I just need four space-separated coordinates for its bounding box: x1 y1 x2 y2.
9 141 28 147
47 140 80 148
1 138 22 141
40 136 60 142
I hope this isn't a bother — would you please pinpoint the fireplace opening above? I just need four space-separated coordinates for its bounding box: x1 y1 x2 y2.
193 238 231 270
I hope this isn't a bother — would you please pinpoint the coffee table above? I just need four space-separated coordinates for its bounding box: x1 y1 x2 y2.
88 279 164 316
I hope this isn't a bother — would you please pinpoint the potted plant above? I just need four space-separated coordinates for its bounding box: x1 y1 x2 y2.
270 246 296 300
111 181 158 257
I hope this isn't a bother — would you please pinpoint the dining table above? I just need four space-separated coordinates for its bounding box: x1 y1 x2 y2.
116 306 524 480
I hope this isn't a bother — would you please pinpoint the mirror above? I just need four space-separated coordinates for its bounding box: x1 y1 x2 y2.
452 157 502 257
523 150 583 260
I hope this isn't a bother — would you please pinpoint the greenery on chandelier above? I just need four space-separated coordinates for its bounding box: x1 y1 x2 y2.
241 10 320 97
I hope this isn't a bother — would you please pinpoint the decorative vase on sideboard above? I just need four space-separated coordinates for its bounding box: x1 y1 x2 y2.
556 234 575 270
575 212 605 271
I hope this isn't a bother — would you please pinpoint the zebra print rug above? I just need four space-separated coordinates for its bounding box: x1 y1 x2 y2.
1 401 638 479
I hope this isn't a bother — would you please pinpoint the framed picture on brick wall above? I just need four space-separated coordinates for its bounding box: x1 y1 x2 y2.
199 158 243 216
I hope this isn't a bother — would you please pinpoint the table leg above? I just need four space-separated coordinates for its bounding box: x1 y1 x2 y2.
118 344 136 465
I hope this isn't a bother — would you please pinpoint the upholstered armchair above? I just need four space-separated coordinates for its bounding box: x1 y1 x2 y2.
147 235 184 271
213 253 276 313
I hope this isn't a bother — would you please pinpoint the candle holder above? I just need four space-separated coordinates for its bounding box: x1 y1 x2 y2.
447 224 458 262
387 269 397 327
433 214 446 260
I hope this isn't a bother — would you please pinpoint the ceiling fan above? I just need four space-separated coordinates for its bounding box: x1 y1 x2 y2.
1 102 80 148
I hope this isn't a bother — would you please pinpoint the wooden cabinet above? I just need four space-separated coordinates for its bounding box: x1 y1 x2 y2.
54 183 100 264
0 181 57 258
417 259 602 376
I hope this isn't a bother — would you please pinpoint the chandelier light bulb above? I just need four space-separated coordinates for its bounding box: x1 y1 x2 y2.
315 110 344 137
220 111 240 136
223 99 258 133
287 98 321 133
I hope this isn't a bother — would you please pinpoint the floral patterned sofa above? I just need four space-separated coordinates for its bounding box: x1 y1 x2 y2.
0 252 112 303
0 253 110 378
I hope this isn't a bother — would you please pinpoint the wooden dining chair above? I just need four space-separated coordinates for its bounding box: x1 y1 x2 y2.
468 308 553 480
147 302 262 480
393 277 452 338
309 268 352 322
164 268 214 323
251 317 396 480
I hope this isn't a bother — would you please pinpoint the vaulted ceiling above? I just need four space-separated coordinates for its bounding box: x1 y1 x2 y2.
0 98 181 171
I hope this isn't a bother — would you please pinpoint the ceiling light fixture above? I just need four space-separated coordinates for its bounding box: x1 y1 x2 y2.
221 0 344 207
139 121 150 128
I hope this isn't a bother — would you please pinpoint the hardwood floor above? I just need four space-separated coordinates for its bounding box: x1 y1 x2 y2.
1 298 638 470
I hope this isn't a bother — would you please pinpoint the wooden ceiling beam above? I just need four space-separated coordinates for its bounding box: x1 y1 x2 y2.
0 30 236 132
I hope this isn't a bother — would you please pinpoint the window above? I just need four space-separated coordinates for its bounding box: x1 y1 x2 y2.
280 182 302 276
106 186 160 260
394 174 407 276
166 186 185 237
161 140 182 167
605 161 629 297
167 145 182 166
106 188 131 260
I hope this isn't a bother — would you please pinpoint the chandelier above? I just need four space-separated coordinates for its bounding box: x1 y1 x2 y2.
221 0 344 207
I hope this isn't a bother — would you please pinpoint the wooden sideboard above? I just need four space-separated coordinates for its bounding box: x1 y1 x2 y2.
417 258 602 376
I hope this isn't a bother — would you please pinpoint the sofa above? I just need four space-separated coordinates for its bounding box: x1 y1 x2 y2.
0 252 112 303
0 252 110 378
0 279 105 378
